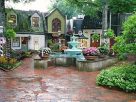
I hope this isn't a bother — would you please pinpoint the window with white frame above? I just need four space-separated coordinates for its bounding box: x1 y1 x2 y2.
12 37 20 47
32 17 40 27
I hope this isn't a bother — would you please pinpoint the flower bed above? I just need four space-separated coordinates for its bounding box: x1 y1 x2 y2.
96 64 136 92
0 56 22 71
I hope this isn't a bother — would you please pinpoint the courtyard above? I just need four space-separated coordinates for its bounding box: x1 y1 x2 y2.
0 57 135 102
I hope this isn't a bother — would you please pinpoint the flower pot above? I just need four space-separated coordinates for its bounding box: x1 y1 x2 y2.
85 56 98 60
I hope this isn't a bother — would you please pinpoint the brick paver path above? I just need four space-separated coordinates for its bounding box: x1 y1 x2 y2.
0 58 135 102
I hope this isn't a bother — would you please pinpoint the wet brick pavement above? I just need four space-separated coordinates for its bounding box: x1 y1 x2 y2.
0 58 135 102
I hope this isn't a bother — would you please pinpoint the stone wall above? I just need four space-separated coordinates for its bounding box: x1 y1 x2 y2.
76 58 118 71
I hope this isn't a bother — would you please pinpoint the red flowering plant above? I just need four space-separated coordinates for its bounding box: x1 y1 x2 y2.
83 47 100 56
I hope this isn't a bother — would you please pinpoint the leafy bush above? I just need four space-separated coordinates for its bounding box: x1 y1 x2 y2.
5 29 16 39
96 64 136 92
51 43 59 52
92 33 100 41
98 46 109 55
112 36 127 60
105 29 115 38
113 13 136 60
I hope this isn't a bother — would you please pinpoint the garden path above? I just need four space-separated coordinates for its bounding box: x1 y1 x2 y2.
0 58 135 102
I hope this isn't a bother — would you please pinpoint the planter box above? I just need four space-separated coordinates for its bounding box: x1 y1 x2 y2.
76 57 118 72
0 62 22 72
85 56 98 60
53 57 76 67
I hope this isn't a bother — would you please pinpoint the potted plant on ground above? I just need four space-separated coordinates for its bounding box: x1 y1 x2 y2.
92 33 100 42
83 47 100 60
104 29 114 38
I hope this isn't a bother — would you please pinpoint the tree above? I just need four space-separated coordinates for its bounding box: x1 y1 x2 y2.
49 0 80 19
5 0 35 3
63 0 136 47
62 0 99 17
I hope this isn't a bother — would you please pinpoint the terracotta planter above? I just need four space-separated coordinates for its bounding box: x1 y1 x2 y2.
85 56 98 60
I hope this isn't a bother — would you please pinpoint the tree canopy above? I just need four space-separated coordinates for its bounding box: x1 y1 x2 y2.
49 0 80 19
63 0 136 14
5 0 35 3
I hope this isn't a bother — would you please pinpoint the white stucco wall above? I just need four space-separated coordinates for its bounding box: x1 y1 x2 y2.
12 34 45 50
83 29 102 47
28 35 45 50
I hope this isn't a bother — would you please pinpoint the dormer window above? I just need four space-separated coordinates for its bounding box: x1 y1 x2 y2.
32 17 40 27
8 14 17 26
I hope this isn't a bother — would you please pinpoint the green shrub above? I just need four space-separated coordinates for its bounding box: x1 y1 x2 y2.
98 46 109 55
96 64 136 92
113 13 136 60
105 29 115 38
51 43 59 52
92 33 100 41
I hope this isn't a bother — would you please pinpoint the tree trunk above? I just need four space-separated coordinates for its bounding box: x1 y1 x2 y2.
101 2 110 48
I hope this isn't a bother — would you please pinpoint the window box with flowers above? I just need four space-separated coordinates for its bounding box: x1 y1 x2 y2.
83 47 100 60
39 47 51 59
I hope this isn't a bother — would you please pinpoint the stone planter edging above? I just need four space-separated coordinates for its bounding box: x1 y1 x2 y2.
76 57 118 71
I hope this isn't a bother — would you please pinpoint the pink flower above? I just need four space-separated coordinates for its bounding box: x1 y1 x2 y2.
83 47 100 56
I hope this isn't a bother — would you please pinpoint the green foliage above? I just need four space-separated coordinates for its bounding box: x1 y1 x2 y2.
60 0 99 17
113 13 136 59
49 0 80 19
64 0 136 18
92 33 100 41
5 29 16 39
47 39 53 47
96 64 136 92
105 29 115 38
123 13 136 44
51 43 59 52
5 0 35 3
109 0 136 13
112 36 127 60
98 46 109 55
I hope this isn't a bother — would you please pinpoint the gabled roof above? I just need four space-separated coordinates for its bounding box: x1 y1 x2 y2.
45 8 65 18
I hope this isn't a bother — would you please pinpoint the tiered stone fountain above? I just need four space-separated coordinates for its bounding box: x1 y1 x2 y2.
51 35 85 66
64 35 85 61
